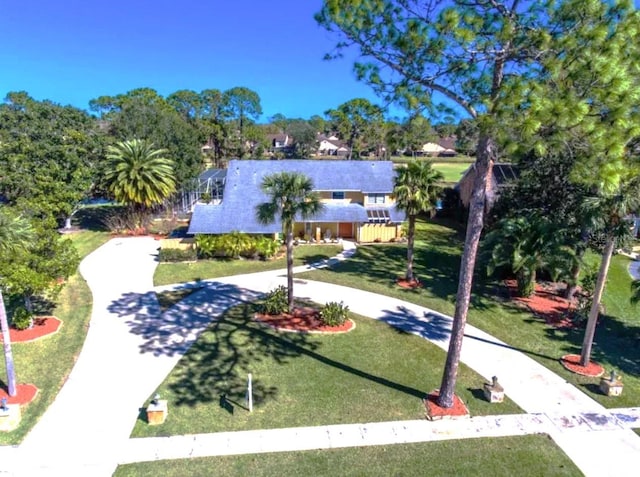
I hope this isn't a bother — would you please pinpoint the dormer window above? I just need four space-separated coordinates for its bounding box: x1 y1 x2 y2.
332 191 345 200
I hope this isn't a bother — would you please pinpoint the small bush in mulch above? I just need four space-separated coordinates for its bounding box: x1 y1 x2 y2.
11 307 33 331
1 316 62 343
260 285 289 316
319 301 349 327
255 306 354 334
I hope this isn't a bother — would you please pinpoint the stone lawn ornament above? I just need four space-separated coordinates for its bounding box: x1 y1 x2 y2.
599 370 624 397
483 376 505 403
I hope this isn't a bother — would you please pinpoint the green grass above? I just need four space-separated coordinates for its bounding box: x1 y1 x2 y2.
115 434 581 477
131 302 521 438
391 155 475 164
297 218 640 409
154 245 342 286
432 162 471 183
0 230 111 444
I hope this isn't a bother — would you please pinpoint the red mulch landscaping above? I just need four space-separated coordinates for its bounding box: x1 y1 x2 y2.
396 278 422 289
255 307 355 334
424 390 470 420
0 316 62 344
560 354 605 377
506 280 577 328
0 384 39 406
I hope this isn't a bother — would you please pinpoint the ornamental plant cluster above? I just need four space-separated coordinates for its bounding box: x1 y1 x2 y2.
196 233 281 260
319 301 349 327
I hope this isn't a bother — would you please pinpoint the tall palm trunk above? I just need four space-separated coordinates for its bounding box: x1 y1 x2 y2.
406 215 416 281
0 290 17 396
580 234 615 366
285 226 295 312
438 133 494 407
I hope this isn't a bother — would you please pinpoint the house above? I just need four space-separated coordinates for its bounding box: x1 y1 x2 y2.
456 162 519 211
419 137 457 157
317 134 350 157
266 133 294 154
188 160 405 242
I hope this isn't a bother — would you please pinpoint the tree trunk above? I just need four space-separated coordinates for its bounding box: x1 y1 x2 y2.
564 228 589 300
285 228 294 312
517 268 536 298
406 215 416 281
437 133 494 408
580 234 615 367
0 290 17 396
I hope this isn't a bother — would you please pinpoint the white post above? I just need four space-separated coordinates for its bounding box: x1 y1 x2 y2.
247 373 253 413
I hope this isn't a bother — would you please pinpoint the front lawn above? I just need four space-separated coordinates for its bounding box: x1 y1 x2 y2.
0 230 110 444
297 218 640 409
154 244 342 286
131 302 521 438
115 434 580 477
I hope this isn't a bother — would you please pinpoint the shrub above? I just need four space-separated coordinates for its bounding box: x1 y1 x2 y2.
218 232 253 258
261 285 288 315
200 191 212 203
158 247 197 262
196 234 220 259
320 301 349 327
255 237 281 260
11 307 33 330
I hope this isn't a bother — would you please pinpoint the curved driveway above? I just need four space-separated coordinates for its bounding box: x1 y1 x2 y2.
1 237 639 476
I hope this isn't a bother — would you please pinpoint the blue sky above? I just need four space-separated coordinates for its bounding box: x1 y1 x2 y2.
0 0 384 120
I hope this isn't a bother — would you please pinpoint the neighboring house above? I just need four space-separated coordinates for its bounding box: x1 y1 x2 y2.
456 162 519 211
317 134 350 157
188 159 405 242
266 133 294 154
419 137 457 157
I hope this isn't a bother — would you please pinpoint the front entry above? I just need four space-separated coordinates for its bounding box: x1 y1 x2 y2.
338 222 354 238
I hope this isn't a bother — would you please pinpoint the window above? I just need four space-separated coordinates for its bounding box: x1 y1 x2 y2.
332 191 345 200
367 193 385 204
367 208 390 223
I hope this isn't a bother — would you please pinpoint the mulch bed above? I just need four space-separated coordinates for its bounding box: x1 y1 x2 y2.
0 316 62 343
560 354 605 377
424 390 470 420
505 281 607 376
255 307 355 334
506 280 577 328
396 278 422 289
0 384 39 406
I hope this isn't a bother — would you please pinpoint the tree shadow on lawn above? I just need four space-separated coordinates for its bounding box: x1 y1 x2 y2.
109 282 426 409
166 309 428 409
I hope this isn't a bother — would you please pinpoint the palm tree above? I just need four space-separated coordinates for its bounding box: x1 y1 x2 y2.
256 172 323 311
0 207 35 396
393 160 443 283
483 214 576 297
104 139 176 226
579 176 640 366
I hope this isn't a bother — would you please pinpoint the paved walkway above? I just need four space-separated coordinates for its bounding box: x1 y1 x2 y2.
1 238 639 476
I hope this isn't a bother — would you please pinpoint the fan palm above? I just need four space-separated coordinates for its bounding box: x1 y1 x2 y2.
104 139 176 211
256 172 323 311
393 160 443 282
0 207 35 396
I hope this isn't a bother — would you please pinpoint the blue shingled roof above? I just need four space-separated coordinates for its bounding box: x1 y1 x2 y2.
188 160 403 235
